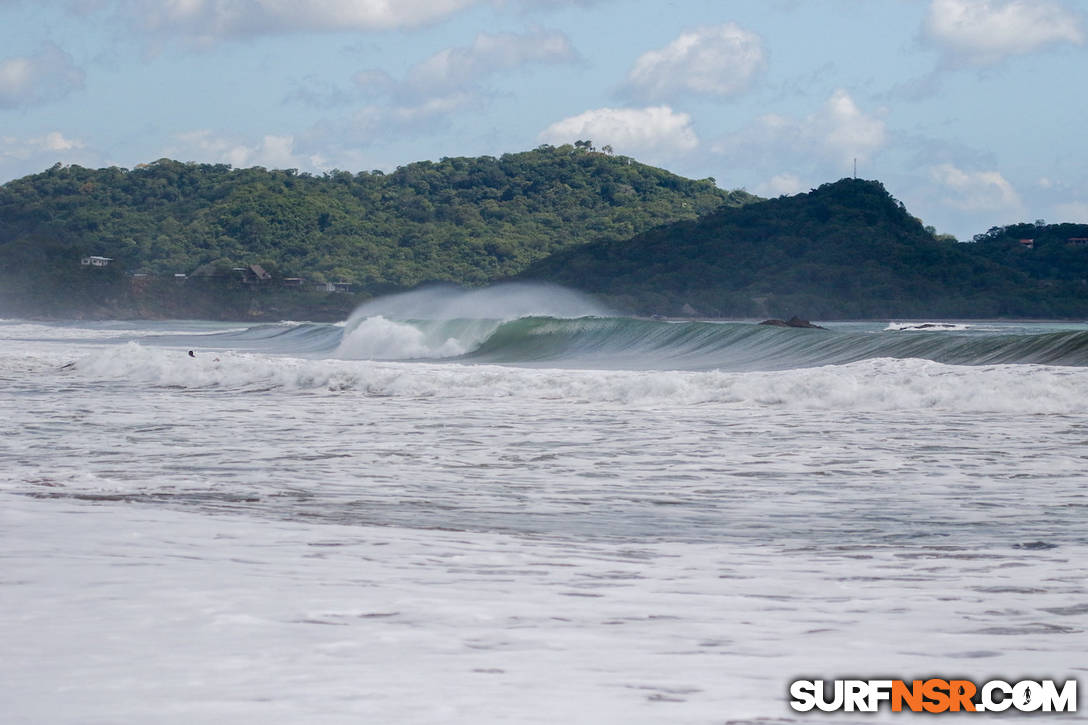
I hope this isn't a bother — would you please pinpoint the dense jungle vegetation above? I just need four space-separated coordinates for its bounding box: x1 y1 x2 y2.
2 145 1086 320
0 145 744 283
523 179 1088 319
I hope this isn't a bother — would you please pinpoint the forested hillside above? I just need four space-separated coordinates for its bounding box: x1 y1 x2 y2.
4 147 1087 320
0 145 751 288
522 179 1088 319
969 222 1088 282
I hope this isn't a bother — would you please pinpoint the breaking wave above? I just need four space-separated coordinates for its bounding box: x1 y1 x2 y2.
69 343 1088 414
158 315 1088 370
127 285 1088 369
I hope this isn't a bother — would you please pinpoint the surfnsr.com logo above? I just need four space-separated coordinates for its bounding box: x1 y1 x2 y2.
789 679 1078 713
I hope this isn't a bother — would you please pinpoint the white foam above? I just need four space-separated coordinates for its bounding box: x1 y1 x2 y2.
71 344 1088 414
3 495 1085 724
885 322 969 331
334 316 499 360
7 320 1088 724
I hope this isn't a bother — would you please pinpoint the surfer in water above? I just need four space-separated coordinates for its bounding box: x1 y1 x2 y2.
189 349 221 362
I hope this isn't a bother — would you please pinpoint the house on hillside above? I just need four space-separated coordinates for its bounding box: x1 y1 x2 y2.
1018 239 1035 250
242 264 272 283
1068 237 1088 247
81 256 113 267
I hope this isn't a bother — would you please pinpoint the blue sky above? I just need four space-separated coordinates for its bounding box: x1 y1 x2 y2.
1 0 1085 239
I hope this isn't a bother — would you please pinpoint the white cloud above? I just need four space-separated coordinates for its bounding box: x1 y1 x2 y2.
168 130 325 171
538 106 698 158
717 89 886 171
625 23 765 100
0 43 84 109
755 173 804 198
39 131 85 152
930 163 1023 212
121 0 478 40
0 131 85 159
820 90 886 162
925 0 1084 65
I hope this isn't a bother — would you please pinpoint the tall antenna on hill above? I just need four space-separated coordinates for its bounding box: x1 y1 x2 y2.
853 158 857 179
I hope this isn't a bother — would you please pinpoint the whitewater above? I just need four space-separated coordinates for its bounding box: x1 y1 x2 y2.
2 284 1086 723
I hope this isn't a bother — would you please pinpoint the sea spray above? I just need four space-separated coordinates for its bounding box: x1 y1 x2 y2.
340 282 612 322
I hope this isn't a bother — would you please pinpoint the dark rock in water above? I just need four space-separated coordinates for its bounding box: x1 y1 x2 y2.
758 316 826 330
1013 541 1058 550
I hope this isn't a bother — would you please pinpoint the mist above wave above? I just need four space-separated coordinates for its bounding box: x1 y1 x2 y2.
343 283 611 322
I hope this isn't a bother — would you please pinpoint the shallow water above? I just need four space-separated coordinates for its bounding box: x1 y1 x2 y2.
2 296 1086 723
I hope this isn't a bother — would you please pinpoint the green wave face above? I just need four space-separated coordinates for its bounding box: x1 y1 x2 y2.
458 317 1088 370
171 315 1088 370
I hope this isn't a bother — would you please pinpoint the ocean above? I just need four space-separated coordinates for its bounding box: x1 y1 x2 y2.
2 284 1086 723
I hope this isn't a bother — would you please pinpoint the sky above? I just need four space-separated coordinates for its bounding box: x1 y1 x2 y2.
1 0 1086 240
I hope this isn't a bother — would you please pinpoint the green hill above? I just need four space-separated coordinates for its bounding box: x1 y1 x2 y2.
0 145 751 286
522 178 1088 319
5 150 1087 320
969 222 1088 283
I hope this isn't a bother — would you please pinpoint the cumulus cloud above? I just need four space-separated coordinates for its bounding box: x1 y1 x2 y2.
0 43 84 109
538 106 698 158
167 130 325 171
625 23 765 100
38 131 85 152
1 131 85 157
930 163 1023 212
820 90 886 162
717 89 886 172
120 0 478 41
34 0 597 45
925 0 1084 65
